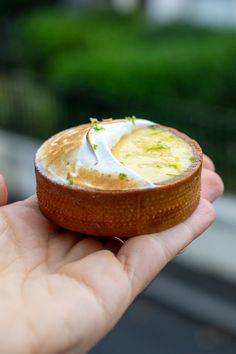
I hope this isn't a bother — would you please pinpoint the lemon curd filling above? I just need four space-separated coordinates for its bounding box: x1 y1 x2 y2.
112 126 194 183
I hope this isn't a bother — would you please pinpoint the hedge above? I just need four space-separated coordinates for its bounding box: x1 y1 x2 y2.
15 7 236 112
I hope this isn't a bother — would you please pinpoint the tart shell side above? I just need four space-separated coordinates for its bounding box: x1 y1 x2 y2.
35 161 202 238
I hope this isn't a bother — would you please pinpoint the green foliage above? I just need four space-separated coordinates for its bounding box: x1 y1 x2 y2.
48 30 236 110
15 8 236 111
16 7 140 71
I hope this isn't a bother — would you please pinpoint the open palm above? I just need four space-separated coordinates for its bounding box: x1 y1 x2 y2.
0 156 223 354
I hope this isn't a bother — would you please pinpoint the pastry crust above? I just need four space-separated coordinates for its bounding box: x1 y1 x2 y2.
35 125 202 237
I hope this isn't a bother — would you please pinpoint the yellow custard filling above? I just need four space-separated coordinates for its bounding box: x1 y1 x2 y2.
112 126 194 183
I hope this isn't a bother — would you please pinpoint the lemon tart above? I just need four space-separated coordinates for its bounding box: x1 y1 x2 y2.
35 117 202 237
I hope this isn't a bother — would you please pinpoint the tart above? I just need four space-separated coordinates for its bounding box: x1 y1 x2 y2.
35 117 202 237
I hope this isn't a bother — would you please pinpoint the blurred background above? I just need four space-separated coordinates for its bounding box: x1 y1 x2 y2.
0 0 236 353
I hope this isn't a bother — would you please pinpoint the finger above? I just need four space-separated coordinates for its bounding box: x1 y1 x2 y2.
19 194 38 209
104 237 126 254
203 154 215 171
0 175 8 206
58 237 104 268
46 231 83 270
201 169 224 202
117 198 215 299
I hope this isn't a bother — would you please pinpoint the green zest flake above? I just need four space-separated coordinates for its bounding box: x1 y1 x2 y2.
149 125 158 130
126 115 136 125
149 126 164 136
166 173 179 177
125 153 132 158
92 144 98 151
168 163 181 170
131 115 136 125
146 142 169 151
67 176 74 185
189 156 196 162
90 117 98 125
89 117 105 131
119 172 127 180
94 125 105 131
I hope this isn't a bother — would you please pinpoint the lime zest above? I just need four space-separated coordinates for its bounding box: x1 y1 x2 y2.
146 142 169 151
90 117 99 125
168 163 181 171
94 125 105 131
90 117 105 131
67 173 74 185
126 115 136 125
166 173 180 177
92 144 98 151
119 172 127 180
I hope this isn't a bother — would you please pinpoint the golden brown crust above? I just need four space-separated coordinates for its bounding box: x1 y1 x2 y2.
73 167 141 190
37 124 90 164
35 124 202 237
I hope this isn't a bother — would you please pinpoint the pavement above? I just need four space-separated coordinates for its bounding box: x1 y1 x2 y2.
91 296 236 354
177 194 236 284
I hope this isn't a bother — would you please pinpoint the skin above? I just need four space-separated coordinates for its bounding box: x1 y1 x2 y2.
0 157 223 354
0 175 8 206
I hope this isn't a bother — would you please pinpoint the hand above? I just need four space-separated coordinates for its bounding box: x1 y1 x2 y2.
0 175 7 206
0 156 223 354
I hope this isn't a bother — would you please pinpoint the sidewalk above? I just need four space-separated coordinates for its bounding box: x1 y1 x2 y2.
178 195 236 284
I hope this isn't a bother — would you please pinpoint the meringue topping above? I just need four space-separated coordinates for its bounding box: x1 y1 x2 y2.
36 118 195 190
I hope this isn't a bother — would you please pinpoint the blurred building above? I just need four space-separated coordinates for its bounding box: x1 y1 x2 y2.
66 0 110 9
112 0 140 14
147 0 236 28
67 0 144 12
110 0 236 28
